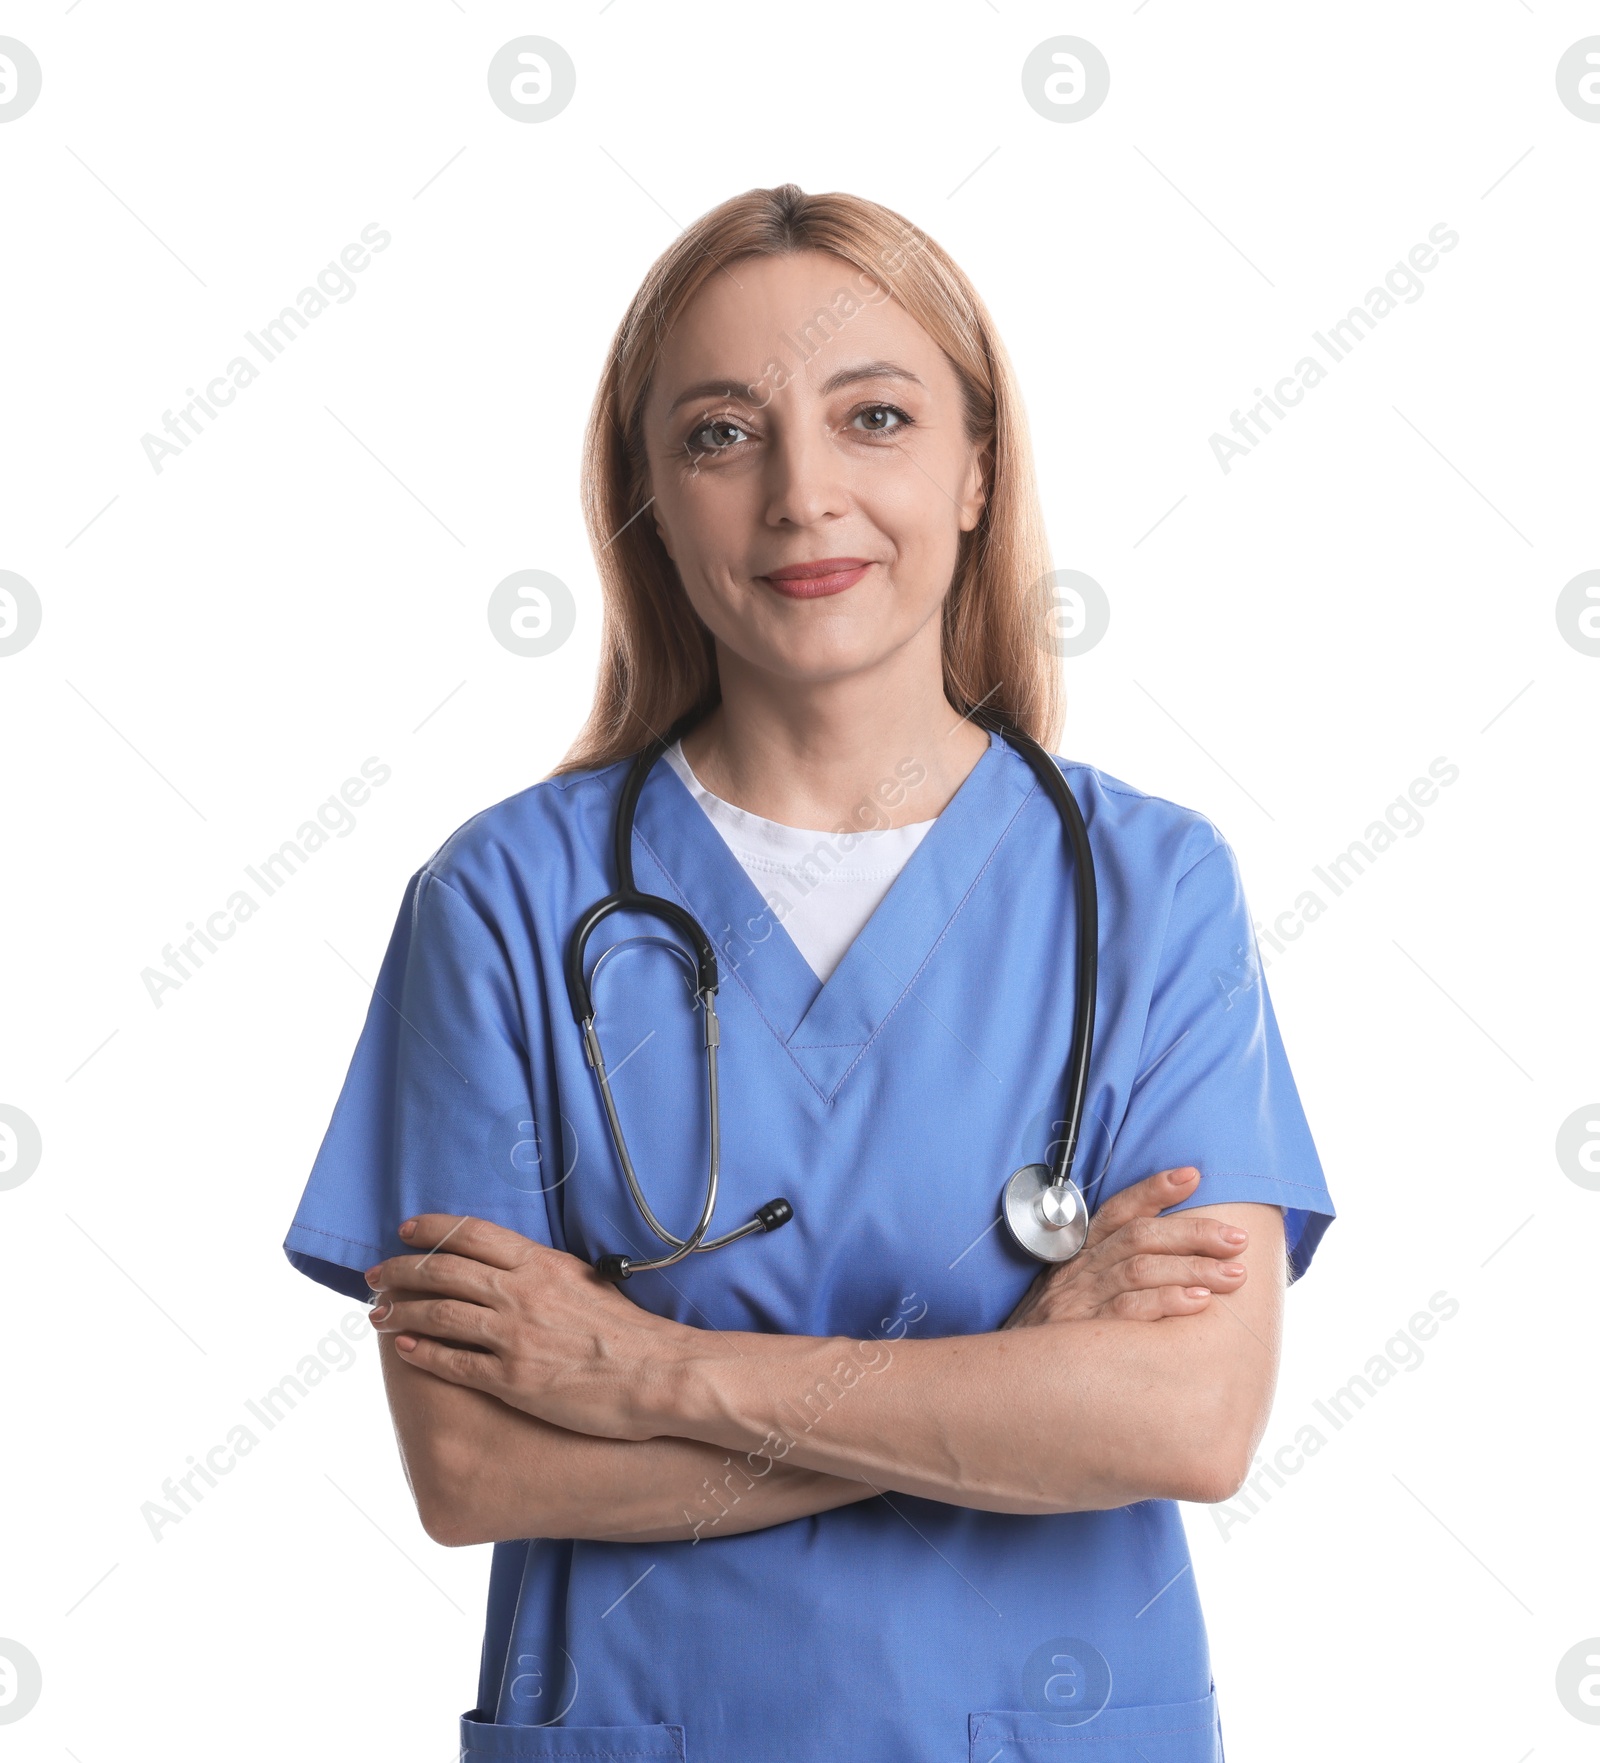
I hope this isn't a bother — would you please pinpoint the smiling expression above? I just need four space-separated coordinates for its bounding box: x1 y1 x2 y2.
642 250 990 690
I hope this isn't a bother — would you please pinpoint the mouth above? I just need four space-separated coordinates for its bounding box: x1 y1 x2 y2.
757 558 874 599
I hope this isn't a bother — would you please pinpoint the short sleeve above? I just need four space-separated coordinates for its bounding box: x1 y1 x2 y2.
283 867 552 1300
1099 840 1335 1280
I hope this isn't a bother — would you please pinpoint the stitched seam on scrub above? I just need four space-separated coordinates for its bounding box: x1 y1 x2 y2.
1186 1171 1332 1193
1085 768 1221 826
970 1723 1209 1745
628 824 828 1099
290 1222 383 1258
816 774 1040 1101
631 756 1072 1103
470 1751 679 1759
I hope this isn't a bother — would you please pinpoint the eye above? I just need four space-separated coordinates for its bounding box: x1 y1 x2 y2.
685 415 751 457
849 402 913 437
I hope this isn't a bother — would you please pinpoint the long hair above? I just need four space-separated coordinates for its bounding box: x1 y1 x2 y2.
556 182 1061 773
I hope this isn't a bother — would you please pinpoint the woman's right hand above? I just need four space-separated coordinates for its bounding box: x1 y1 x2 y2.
1002 1166 1249 1329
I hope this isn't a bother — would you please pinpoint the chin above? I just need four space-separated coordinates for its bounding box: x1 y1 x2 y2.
746 631 891 685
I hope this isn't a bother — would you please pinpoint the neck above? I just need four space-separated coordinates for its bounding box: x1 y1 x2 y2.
680 628 990 832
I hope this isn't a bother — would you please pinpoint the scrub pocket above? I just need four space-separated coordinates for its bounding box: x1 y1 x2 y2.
969 1689 1221 1762
459 1712 687 1759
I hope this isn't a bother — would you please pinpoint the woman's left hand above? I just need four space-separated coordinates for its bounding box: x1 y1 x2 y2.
1002 1166 1249 1329
365 1215 685 1441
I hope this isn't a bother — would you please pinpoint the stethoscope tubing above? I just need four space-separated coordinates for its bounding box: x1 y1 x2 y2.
971 709 1099 1195
565 708 1098 1276
567 719 775 1277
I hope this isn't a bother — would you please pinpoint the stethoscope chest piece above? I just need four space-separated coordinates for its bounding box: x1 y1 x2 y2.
1002 1163 1089 1261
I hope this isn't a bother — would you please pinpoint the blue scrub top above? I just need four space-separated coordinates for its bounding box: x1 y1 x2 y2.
285 732 1334 1763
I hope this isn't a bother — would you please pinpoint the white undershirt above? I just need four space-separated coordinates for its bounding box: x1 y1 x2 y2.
663 741 935 983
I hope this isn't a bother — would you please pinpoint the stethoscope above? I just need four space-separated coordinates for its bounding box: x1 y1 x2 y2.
564 710 1098 1280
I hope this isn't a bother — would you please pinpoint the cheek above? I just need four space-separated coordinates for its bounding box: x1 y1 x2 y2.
653 491 749 617
870 512 961 622
675 585 759 672
865 455 968 563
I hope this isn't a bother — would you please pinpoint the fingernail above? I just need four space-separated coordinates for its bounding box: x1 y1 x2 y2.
1220 1227 1247 1245
1174 1168 1199 1182
364 1266 382 1287
1221 1263 1244 1277
399 1219 418 1240
369 1301 391 1322
1186 1287 1210 1299
396 1334 417 1351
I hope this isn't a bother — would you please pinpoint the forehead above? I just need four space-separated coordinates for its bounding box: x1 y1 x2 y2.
645 248 944 415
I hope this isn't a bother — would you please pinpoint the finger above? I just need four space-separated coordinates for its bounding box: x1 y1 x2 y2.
369 1293 500 1348
387 1330 499 1391
1101 1285 1214 1321
1098 1211 1251 1266
1084 1167 1200 1246
393 1213 541 1270
1000 1287 1044 1330
365 1249 502 1300
1101 1252 1246 1297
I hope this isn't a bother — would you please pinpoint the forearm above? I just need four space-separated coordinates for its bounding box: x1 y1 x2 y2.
379 1337 874 1546
370 1200 1283 1520
656 1306 1274 1514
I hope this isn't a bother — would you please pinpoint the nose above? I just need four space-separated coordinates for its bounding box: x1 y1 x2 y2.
762 407 852 528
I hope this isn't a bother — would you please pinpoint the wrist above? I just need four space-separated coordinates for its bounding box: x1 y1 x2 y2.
645 1322 740 1445
655 1329 870 1461
642 1323 833 1454
627 1316 721 1441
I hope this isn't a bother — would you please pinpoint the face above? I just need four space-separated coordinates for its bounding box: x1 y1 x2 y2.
641 250 989 691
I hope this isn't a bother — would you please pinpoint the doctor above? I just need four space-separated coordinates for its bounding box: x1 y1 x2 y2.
287 183 1334 1761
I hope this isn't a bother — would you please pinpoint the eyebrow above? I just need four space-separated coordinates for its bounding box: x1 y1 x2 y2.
666 360 925 415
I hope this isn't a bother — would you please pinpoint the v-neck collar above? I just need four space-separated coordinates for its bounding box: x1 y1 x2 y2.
628 730 1041 1101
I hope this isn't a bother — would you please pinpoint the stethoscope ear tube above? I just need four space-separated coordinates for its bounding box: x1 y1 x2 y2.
599 1197 794 1283
565 730 723 1024
565 893 719 1025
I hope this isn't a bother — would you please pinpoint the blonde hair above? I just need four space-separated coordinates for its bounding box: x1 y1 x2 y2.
557 182 1061 773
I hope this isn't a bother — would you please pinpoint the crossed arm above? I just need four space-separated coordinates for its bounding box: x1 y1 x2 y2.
364 1167 1286 1548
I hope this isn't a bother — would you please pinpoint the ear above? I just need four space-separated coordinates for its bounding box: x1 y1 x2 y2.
957 437 993 534
652 507 676 562
645 470 678 562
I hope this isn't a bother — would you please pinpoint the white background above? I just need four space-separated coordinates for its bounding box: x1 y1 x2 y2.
2 3 1597 1759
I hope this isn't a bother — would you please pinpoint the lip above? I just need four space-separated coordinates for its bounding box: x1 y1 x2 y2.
758 558 874 599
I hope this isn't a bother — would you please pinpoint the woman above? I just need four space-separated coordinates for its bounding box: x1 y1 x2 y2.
285 183 1334 1761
